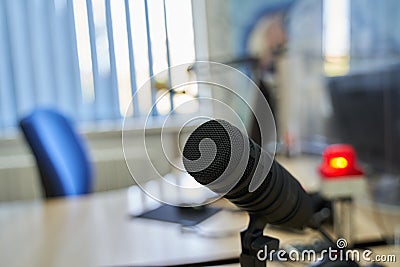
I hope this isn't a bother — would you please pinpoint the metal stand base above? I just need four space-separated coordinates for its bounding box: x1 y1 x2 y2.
239 215 279 267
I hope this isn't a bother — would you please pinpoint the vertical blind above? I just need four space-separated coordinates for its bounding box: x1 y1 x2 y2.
0 0 197 135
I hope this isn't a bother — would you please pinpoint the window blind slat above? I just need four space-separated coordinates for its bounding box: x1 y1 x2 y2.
143 0 157 116
105 0 121 120
65 0 87 120
66 0 86 121
0 1 17 130
85 0 101 120
163 0 174 113
124 0 139 117
5 0 36 117
49 0 78 118
26 0 56 108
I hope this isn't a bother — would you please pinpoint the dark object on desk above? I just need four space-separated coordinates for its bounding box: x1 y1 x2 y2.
20 108 93 198
310 192 333 225
328 65 400 174
136 204 221 226
328 66 400 210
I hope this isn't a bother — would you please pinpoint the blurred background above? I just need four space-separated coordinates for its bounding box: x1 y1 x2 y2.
0 0 400 219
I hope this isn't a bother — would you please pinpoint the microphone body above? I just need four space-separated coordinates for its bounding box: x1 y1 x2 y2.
183 120 313 229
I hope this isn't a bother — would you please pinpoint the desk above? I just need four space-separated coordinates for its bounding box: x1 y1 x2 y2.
0 156 399 267
0 188 244 267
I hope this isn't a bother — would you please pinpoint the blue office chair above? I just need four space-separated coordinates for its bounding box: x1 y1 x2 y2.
20 108 93 198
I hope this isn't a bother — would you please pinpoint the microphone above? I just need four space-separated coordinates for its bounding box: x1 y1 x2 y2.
182 119 314 229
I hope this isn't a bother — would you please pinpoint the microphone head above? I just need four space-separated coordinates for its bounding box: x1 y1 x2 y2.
183 119 314 229
182 120 250 190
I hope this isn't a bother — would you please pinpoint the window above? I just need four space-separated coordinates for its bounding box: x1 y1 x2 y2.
323 0 350 76
0 0 198 136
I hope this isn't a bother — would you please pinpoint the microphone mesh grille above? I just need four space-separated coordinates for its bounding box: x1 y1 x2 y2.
183 120 246 185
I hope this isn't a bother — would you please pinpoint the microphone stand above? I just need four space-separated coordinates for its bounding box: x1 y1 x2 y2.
239 214 279 267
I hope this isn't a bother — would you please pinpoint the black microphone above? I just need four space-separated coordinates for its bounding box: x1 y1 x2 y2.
182 119 313 229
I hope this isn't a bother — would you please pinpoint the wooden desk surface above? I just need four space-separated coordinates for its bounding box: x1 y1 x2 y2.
0 156 399 267
0 188 245 267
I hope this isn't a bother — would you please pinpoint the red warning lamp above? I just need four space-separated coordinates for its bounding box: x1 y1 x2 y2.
319 144 364 178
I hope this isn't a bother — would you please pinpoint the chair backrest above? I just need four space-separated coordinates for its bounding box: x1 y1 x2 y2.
20 108 93 198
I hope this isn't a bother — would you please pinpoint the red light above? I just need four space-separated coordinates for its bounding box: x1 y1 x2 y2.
319 144 363 178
